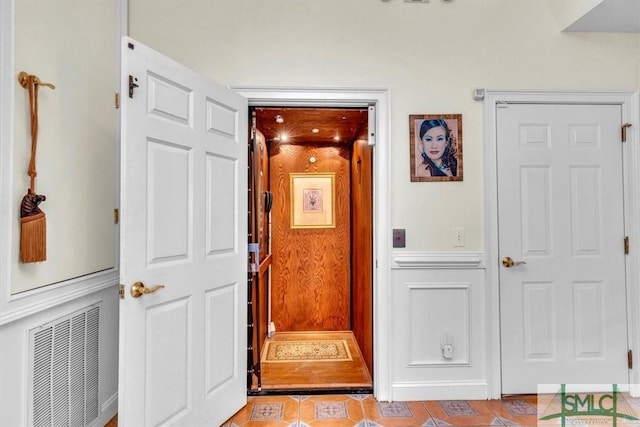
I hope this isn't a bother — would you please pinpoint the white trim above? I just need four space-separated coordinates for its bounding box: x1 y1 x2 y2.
484 90 640 399
101 391 118 418
393 251 485 269
0 270 118 326
391 380 489 401
623 92 640 395
113 0 127 275
233 86 392 401
0 0 15 324
233 86 386 108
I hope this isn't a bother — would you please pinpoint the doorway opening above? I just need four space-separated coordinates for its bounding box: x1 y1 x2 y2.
248 106 373 394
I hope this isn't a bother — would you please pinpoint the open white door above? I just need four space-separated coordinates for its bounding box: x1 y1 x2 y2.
118 37 248 426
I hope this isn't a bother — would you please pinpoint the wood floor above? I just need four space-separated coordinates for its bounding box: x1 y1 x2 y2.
254 330 372 392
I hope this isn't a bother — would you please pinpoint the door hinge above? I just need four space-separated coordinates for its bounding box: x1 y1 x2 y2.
622 123 632 142
128 75 139 98
628 350 633 369
496 101 508 109
119 284 125 300
114 208 119 224
624 236 629 254
115 92 120 109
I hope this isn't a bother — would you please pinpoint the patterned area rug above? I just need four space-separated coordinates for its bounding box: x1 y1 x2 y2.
261 339 352 363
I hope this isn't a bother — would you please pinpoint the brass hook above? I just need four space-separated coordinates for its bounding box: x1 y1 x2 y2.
17 71 55 90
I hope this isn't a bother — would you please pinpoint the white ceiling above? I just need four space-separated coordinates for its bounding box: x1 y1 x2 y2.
564 0 640 33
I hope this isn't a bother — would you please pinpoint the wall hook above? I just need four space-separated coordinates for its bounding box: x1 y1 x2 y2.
18 71 55 90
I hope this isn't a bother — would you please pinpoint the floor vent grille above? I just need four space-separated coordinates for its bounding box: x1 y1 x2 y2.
31 305 100 427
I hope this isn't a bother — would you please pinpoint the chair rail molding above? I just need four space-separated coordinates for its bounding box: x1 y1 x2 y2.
392 251 485 269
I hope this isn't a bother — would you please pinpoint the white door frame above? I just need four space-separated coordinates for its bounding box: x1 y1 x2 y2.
233 86 391 401
484 90 640 398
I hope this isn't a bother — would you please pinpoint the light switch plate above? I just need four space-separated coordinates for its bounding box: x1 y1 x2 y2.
393 229 406 248
453 227 465 247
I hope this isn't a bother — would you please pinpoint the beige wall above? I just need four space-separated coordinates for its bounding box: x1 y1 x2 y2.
1 1 120 424
12 0 117 292
129 0 640 252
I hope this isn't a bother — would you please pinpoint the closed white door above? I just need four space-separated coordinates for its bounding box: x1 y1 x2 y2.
118 37 248 425
497 103 629 394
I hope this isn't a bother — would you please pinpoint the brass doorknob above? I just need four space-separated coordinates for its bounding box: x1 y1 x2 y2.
502 256 527 268
130 281 165 298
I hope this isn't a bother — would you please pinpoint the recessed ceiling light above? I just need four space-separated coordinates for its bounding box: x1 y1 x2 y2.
274 115 284 124
312 128 320 133
333 136 340 141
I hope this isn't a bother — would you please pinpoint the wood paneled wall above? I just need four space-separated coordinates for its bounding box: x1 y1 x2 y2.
250 129 270 379
351 137 373 375
257 131 270 348
270 142 351 331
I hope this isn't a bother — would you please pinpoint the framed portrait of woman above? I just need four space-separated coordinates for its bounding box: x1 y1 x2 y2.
409 114 463 182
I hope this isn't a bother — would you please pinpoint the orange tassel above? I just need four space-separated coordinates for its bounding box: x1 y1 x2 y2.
20 211 46 263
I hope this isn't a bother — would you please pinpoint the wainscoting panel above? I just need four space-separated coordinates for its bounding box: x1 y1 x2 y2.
2 285 120 427
391 252 487 401
406 283 470 366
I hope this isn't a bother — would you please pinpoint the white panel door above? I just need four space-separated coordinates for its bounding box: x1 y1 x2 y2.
498 103 629 394
119 37 247 426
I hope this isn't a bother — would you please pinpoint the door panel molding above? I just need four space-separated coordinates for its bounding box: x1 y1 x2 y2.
484 90 640 398
119 38 248 425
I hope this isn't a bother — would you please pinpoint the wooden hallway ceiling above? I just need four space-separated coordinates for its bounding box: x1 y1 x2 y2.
253 107 368 145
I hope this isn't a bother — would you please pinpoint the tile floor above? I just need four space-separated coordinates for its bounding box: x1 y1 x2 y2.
221 393 640 427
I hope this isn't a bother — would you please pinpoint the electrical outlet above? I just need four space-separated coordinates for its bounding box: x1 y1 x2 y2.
453 228 465 247
442 344 454 359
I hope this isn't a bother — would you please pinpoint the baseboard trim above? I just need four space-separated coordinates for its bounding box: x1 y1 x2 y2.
101 392 118 414
100 392 118 427
391 380 489 401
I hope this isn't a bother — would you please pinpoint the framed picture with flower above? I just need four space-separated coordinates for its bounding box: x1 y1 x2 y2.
410 114 463 182
290 172 336 229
